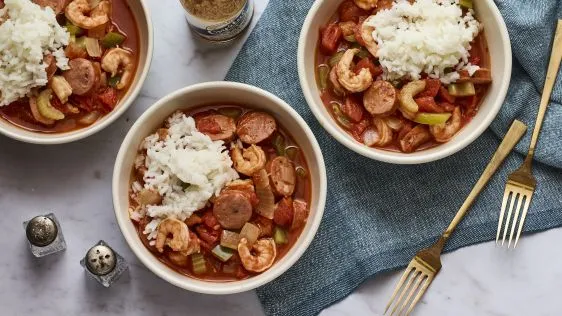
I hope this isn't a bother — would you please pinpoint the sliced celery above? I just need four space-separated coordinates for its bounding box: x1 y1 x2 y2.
240 222 260 246
218 107 242 118
101 32 126 48
272 134 286 156
317 64 329 91
211 245 234 263
356 47 371 59
191 253 207 274
65 22 83 36
459 0 473 9
328 51 345 67
108 76 122 88
295 166 308 178
343 34 356 42
284 146 299 160
331 101 352 129
273 226 288 245
413 112 452 125
448 82 476 97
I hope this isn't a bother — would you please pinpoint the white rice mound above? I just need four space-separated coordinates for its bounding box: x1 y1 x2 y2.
137 112 239 239
0 0 70 106
365 0 481 84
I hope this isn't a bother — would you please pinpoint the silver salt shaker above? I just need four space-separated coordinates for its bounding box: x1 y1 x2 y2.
80 240 128 287
23 213 66 257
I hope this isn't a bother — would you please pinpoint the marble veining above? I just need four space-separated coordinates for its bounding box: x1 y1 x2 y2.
1 0 562 315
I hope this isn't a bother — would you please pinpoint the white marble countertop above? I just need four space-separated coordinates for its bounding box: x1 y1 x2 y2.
1 1 562 315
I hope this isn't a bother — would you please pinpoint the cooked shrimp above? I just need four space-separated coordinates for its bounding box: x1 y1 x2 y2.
238 238 276 273
354 0 378 10
429 106 462 142
231 144 266 176
65 0 110 30
155 218 191 254
336 49 373 93
361 23 378 57
101 48 134 90
373 117 393 146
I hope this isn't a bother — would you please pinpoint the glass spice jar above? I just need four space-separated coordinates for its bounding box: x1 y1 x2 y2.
179 0 254 42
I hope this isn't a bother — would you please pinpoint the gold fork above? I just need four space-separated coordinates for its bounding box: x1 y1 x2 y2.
384 120 527 316
496 20 562 249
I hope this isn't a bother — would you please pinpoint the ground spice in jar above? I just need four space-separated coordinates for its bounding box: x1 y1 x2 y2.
179 0 254 42
182 0 246 22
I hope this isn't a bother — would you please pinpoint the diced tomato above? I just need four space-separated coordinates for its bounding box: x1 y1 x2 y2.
185 214 202 227
274 197 294 227
342 95 365 123
320 24 342 55
98 87 118 110
201 210 220 230
415 96 444 113
199 239 213 251
354 16 368 47
458 95 478 116
338 0 368 22
438 86 456 103
195 226 219 245
354 57 383 78
70 95 95 112
417 79 441 98
350 119 370 142
439 102 455 112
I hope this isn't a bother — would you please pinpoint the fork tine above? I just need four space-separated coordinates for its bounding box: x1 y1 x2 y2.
501 191 518 246
508 193 524 248
496 189 510 244
405 276 432 316
384 266 414 315
514 194 533 248
396 273 424 316
390 269 419 316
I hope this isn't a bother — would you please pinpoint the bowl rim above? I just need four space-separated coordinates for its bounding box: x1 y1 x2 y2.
297 0 512 164
0 0 154 145
112 81 327 294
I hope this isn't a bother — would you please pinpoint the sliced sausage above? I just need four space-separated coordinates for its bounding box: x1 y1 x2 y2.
363 80 397 116
236 111 277 144
195 114 236 141
213 190 253 229
33 0 66 14
274 197 294 227
291 199 308 230
399 125 431 153
44 55 57 81
63 58 95 96
269 156 296 197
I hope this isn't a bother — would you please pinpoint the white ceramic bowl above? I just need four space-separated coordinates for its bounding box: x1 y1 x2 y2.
0 0 153 145
113 82 327 294
298 0 512 164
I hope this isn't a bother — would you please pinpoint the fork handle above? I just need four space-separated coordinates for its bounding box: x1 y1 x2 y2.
442 120 528 241
523 20 562 167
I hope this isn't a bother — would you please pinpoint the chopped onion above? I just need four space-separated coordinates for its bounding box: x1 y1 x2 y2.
253 169 275 219
363 127 381 147
84 37 102 58
78 111 101 125
385 117 404 131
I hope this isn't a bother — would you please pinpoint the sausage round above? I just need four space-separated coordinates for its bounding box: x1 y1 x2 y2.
63 58 96 96
236 111 277 144
195 114 236 141
213 190 253 229
363 80 397 116
269 156 296 197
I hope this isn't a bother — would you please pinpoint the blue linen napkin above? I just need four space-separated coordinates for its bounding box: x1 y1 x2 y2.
226 1 562 315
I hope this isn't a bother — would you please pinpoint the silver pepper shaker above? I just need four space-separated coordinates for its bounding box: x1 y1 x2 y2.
23 213 66 257
80 240 128 287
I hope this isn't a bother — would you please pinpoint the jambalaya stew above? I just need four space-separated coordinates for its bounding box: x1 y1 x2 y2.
316 0 491 153
129 106 310 281
0 0 139 133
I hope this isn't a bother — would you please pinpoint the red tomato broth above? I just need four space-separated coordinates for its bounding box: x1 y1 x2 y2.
130 104 312 282
0 0 140 133
315 2 492 153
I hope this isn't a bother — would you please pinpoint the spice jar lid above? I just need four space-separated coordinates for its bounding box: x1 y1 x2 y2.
85 245 117 276
26 216 58 247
